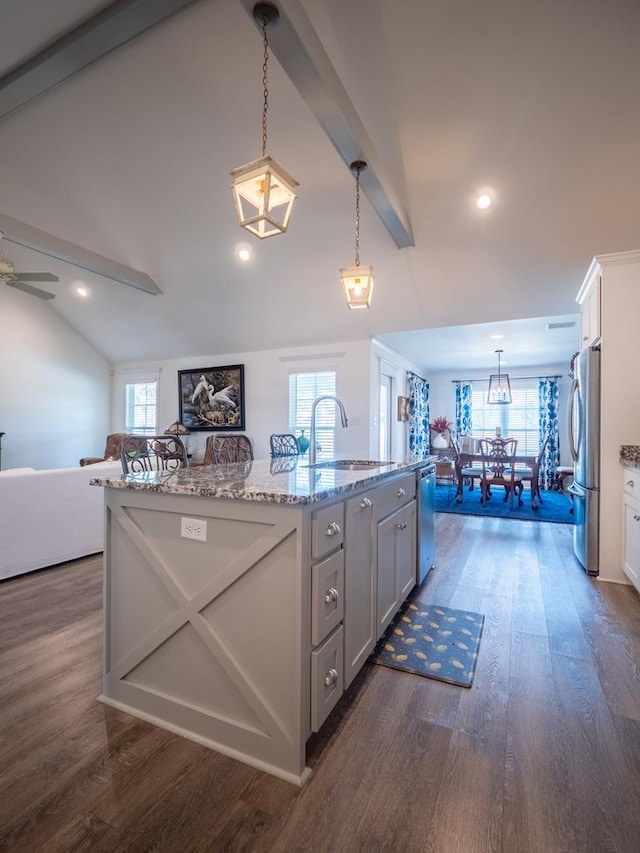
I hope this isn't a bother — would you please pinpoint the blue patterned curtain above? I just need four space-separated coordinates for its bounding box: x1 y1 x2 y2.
538 378 560 489
455 382 472 437
407 372 430 460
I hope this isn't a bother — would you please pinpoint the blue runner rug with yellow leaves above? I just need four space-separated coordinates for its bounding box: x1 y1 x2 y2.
369 595 484 688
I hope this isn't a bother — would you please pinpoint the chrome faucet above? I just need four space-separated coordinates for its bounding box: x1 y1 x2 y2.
309 395 349 465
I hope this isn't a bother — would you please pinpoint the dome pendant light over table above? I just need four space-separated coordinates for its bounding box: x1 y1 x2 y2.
230 2 298 239
487 349 512 404
340 160 374 309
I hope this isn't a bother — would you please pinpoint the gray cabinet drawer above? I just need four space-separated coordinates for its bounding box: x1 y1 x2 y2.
311 549 344 646
311 502 344 560
373 472 416 522
310 625 344 732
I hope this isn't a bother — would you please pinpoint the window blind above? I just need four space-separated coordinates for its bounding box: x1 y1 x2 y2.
471 381 539 454
288 371 337 459
125 381 157 434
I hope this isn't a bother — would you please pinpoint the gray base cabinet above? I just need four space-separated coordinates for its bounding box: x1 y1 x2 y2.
376 500 417 634
344 472 417 687
99 468 422 786
344 490 376 688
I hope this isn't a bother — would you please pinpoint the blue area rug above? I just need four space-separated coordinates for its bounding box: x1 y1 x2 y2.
369 595 484 688
436 484 574 524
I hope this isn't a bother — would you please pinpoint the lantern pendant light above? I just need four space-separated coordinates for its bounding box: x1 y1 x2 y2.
340 160 374 309
230 2 298 239
487 349 512 404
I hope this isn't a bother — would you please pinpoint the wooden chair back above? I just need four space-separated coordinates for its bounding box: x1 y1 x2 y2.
478 437 521 506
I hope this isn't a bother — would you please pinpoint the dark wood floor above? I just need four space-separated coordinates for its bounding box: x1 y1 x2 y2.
2 514 640 853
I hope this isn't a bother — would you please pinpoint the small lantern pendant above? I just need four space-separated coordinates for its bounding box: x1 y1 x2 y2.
230 2 298 239
231 155 298 239
341 160 374 309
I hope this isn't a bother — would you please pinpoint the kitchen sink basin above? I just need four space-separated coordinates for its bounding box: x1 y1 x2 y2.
305 460 393 471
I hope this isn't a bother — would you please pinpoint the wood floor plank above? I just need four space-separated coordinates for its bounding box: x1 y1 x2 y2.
450 596 511 758
550 647 640 851
503 632 578 853
269 665 416 852
424 745 504 853
1 514 640 852
346 718 452 853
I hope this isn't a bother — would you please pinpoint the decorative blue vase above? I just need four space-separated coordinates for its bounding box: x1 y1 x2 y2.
297 430 310 454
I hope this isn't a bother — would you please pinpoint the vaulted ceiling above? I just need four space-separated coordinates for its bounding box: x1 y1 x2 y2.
1 0 639 370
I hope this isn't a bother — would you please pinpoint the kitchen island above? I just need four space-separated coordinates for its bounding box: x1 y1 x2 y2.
91 456 433 784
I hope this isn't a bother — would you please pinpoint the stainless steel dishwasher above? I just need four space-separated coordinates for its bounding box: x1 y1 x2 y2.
418 463 436 583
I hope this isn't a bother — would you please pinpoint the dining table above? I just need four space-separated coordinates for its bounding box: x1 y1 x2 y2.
454 451 541 508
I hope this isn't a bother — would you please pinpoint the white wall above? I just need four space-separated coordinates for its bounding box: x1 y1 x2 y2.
113 340 377 462
0 287 112 470
426 363 573 464
369 339 426 461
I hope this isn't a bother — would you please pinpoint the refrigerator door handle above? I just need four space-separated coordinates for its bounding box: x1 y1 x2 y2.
567 376 579 463
567 481 585 498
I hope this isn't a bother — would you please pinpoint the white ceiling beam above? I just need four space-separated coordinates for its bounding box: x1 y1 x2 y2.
0 0 202 121
0 213 161 295
237 0 414 249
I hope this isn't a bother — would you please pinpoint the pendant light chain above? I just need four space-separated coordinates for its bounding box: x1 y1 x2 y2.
354 165 361 267
261 14 269 158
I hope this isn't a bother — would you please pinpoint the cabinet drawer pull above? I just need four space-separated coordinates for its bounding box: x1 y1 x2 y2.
325 521 341 537
397 487 406 498
324 586 339 605
324 667 339 688
627 480 635 488
396 521 408 530
360 496 373 509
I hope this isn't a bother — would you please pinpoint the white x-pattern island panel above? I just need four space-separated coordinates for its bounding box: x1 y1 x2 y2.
94 457 430 785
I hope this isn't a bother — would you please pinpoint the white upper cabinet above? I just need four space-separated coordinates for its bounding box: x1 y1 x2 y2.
576 259 601 349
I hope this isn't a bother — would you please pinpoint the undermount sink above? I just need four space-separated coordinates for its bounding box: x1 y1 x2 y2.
305 460 393 471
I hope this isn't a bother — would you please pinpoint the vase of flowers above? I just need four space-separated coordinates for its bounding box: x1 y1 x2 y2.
430 416 451 449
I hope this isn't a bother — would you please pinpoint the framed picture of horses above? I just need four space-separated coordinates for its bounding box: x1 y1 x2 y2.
178 364 245 431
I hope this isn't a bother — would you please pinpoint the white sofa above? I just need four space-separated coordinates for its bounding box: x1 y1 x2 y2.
0 460 123 580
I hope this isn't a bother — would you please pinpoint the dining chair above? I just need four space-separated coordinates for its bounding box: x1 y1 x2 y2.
478 437 523 507
203 433 254 464
451 436 484 496
120 434 188 474
505 435 549 507
269 433 300 457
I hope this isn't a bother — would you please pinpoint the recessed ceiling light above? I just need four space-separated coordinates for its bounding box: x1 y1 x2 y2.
476 194 492 210
75 285 88 298
489 333 504 339
236 244 252 262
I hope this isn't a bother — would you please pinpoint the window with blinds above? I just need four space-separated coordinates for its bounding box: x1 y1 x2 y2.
471 381 540 454
124 381 157 434
288 371 337 460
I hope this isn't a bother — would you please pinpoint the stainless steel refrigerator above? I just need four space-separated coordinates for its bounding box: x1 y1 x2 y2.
567 347 601 576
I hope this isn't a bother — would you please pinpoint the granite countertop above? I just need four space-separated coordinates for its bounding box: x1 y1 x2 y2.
90 456 436 505
620 445 640 470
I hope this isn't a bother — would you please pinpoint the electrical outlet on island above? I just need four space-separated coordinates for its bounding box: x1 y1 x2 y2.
181 517 207 542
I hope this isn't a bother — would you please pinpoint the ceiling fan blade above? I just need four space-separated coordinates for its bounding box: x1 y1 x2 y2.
12 272 59 282
4 279 56 300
